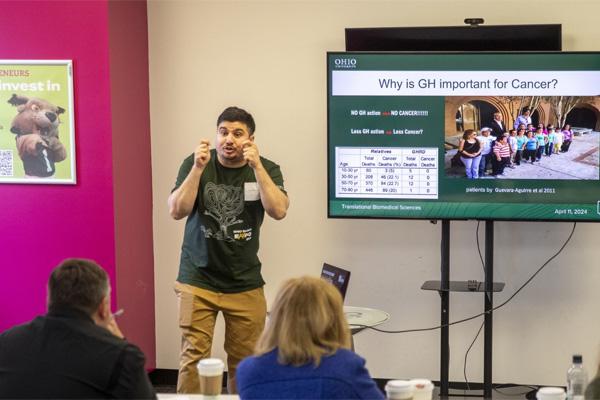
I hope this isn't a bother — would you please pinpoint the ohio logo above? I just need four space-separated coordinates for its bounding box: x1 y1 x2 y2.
334 58 357 69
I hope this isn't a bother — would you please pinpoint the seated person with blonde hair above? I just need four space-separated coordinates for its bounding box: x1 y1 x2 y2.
236 276 384 399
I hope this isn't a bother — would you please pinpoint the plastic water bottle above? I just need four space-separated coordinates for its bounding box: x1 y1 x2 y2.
566 354 587 400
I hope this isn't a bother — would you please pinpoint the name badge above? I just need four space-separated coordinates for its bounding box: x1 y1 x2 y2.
244 182 260 201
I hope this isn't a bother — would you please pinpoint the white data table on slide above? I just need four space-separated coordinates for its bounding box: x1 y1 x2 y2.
335 147 438 199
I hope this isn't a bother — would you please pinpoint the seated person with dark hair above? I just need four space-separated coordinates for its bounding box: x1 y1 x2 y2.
236 276 384 399
0 258 156 399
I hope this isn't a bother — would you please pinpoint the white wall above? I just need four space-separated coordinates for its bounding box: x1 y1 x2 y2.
148 0 600 386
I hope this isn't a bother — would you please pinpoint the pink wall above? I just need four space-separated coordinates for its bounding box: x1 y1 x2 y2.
0 0 155 368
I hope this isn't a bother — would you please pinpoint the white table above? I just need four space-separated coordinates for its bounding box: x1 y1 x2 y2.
157 394 239 400
344 306 390 333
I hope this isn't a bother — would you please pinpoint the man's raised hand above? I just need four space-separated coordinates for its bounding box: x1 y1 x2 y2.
242 140 261 169
194 140 211 169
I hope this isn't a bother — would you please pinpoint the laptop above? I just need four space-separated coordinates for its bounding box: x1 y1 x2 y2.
320 263 351 300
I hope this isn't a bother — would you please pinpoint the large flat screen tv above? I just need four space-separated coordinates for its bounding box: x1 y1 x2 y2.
327 52 600 221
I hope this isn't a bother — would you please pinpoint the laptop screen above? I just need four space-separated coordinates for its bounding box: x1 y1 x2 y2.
321 263 351 300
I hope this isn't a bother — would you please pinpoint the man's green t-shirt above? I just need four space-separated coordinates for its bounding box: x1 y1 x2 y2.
173 149 286 293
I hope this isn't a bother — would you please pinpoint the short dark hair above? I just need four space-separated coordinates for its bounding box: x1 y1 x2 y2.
48 258 109 315
217 106 255 134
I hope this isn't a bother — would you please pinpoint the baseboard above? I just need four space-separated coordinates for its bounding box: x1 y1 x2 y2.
149 369 179 386
149 368 228 388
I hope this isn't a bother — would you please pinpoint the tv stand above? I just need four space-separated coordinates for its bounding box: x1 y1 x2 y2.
421 220 504 398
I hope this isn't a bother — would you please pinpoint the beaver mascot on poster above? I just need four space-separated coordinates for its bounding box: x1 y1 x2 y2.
7 93 67 178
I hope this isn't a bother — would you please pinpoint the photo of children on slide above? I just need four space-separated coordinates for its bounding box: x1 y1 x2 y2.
444 96 600 180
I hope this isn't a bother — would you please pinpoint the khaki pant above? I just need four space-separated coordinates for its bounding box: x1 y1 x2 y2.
174 282 266 394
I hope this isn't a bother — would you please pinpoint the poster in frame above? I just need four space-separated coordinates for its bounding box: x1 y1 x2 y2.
0 60 75 184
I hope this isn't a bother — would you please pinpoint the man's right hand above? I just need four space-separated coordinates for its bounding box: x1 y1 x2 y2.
169 140 209 220
101 315 125 339
194 140 211 169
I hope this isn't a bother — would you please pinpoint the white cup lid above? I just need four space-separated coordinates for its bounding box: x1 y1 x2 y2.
409 379 434 391
537 387 566 399
197 358 224 376
386 380 414 394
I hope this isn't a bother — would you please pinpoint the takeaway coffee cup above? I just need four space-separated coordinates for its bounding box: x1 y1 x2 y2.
409 379 434 400
197 358 224 396
385 380 414 400
536 387 566 400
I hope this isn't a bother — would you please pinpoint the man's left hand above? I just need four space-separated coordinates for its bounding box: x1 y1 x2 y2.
242 140 262 169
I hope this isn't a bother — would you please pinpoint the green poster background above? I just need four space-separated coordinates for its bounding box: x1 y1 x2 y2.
0 61 74 184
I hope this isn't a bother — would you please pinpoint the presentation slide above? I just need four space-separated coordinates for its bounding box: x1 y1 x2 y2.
327 53 600 221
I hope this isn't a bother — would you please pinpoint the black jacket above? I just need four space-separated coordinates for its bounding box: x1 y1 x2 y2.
0 307 156 399
489 119 507 138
